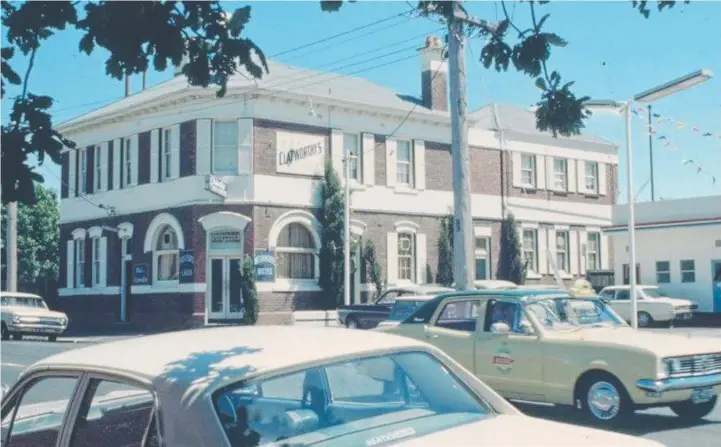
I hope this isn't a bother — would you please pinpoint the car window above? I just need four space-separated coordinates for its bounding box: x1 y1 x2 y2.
70 379 156 447
213 351 492 447
598 290 614 299
2 376 80 447
484 300 521 333
260 370 306 401
615 290 630 300
388 300 425 321
376 290 399 305
434 299 480 332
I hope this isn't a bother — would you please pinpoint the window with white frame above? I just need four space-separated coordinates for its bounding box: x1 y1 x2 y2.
212 121 238 175
344 133 361 182
78 149 87 194
586 232 600 270
555 231 569 271
162 128 173 180
552 158 567 191
521 154 536 187
656 261 670 283
398 232 415 281
123 138 132 187
585 161 599 194
75 239 85 287
396 140 413 187
94 146 102 191
154 225 179 282
680 259 695 283
522 229 538 272
474 237 490 280
91 238 101 286
276 223 316 279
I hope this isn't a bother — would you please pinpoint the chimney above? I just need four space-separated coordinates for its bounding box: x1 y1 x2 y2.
142 70 147 90
124 74 131 97
420 36 448 112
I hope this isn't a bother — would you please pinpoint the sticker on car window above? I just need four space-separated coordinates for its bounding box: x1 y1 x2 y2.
492 347 515 373
366 427 417 446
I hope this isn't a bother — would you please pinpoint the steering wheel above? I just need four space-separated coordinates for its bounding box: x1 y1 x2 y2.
216 394 238 424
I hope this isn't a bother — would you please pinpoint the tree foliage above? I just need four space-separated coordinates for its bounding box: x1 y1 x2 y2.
436 214 454 287
239 255 259 325
0 184 59 294
496 212 526 284
318 162 345 307
362 240 384 300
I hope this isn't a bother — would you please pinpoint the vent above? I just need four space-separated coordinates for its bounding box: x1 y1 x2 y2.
715 238 721 248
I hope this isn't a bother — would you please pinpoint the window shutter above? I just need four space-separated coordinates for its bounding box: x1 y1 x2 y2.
100 236 108 287
68 151 77 197
150 129 159 183
577 160 587 194
113 139 122 190
100 143 109 192
546 156 555 191
85 240 93 288
413 140 426 190
569 230 579 275
131 134 139 186
579 229 588 274
537 228 548 275
600 232 609 269
415 233 427 283
385 138 397 188
362 133 375 186
547 228 558 273
386 232 398 284
237 118 253 175
536 155 546 190
66 240 75 288
331 129 344 180
196 119 212 175
511 152 522 187
567 160 577 193
598 163 607 196
172 124 181 178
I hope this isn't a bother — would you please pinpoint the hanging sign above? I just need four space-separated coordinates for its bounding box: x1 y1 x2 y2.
276 131 326 176
133 263 149 285
209 231 243 250
179 250 195 284
254 250 276 282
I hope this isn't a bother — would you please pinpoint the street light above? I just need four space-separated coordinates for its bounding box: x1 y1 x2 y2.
584 69 713 329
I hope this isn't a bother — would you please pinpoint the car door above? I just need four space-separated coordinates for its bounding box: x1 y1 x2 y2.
473 299 545 402
360 290 400 328
609 289 631 321
422 297 481 373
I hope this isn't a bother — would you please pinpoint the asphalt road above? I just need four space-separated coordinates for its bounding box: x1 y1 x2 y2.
1 328 720 446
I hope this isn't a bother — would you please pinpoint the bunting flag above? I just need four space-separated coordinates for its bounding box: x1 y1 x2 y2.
633 108 719 139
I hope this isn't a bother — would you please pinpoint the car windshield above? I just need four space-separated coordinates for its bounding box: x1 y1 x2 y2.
213 351 493 446
524 297 625 331
0 296 48 309
641 288 668 298
388 300 427 321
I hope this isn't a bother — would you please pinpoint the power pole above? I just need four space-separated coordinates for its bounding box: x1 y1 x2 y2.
343 152 351 306
6 201 18 292
647 105 655 202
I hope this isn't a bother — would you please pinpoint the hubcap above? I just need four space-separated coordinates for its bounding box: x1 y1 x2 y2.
347 319 358 328
587 381 621 421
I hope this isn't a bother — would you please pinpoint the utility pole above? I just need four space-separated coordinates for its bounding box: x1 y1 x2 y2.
343 151 351 306
6 202 18 292
647 105 655 202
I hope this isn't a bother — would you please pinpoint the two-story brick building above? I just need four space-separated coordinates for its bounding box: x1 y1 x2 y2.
57 36 618 331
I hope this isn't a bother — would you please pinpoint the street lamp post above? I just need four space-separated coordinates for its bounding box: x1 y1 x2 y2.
584 69 713 329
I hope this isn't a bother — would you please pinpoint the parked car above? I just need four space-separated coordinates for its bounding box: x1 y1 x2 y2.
0 291 68 342
337 284 453 329
376 287 721 426
598 285 698 327
376 295 436 329
0 326 662 446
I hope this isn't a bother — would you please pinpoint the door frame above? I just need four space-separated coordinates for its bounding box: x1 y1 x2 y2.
207 255 244 320
712 259 721 313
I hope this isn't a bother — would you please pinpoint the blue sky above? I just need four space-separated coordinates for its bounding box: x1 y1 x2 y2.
3 0 719 203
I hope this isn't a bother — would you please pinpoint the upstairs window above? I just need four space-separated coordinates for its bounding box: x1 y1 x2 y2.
396 140 413 187
552 158 567 191
213 121 238 175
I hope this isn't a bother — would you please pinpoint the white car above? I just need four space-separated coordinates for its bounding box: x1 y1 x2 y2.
598 285 698 327
1 291 68 341
1 326 662 446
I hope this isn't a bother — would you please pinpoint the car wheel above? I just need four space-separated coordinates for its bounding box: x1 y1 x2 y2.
11 333 23 341
1 323 8 341
578 373 633 426
669 396 717 421
48 335 57 342
346 317 359 329
637 312 653 328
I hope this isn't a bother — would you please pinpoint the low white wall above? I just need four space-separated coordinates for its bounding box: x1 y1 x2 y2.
292 310 340 327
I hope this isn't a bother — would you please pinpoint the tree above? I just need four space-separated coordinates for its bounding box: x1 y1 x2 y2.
496 212 526 284
318 161 345 307
0 184 59 296
238 255 259 325
436 214 454 286
362 240 384 300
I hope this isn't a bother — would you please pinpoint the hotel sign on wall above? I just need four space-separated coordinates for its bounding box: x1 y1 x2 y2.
276 131 325 176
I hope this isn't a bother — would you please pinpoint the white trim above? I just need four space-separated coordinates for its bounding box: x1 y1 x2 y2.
198 211 252 232
554 224 570 231
133 282 206 294
473 226 492 238
520 222 539 229
72 228 86 240
143 212 185 252
586 226 602 233
59 287 121 296
350 219 367 237
117 222 134 239
394 220 420 234
268 209 322 250
87 226 103 239
256 280 322 293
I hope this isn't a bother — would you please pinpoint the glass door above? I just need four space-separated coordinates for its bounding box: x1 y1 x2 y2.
208 257 245 320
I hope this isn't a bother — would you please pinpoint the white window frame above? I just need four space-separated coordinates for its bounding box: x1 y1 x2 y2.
397 232 416 282
344 133 361 182
75 239 85 288
154 226 179 284
680 259 696 283
123 138 132 188
162 128 173 180
275 223 318 280
474 236 490 280
521 154 536 188
91 237 101 286
212 120 239 175
553 158 567 191
585 161 599 194
586 232 601 271
656 261 671 284
94 146 102 192
396 140 413 187
522 229 538 273
555 230 570 272
78 149 87 195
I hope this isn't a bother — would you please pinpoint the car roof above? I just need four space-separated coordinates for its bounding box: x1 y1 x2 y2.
602 285 654 290
390 283 454 293
394 294 435 302
437 288 569 299
0 291 42 298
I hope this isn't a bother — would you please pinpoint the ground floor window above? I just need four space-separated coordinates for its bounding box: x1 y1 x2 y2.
680 259 695 283
276 223 316 279
155 225 179 282
398 232 415 281
474 236 490 280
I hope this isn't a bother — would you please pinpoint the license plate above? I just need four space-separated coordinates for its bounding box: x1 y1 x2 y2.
680 314 692 320
691 387 716 404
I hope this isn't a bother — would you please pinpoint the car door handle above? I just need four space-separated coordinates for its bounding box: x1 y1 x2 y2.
425 334 438 339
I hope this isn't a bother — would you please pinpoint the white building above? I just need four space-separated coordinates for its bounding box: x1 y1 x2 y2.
606 195 721 313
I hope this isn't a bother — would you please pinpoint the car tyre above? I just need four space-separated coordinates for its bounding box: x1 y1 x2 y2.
1 323 8 341
48 335 57 342
346 317 359 329
637 311 653 328
11 333 23 341
669 396 717 421
577 373 633 426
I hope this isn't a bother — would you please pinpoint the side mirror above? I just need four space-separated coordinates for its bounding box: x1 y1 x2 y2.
518 320 534 335
490 322 510 334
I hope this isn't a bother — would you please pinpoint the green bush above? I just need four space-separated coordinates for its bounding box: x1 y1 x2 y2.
319 161 345 307
239 255 259 325
496 212 526 285
362 240 384 300
436 214 454 286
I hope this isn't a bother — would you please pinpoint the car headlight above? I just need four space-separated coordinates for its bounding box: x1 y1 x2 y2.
12 315 20 323
664 358 683 376
59 317 67 326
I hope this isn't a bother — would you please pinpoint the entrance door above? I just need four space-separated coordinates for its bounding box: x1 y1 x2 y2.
208 257 244 320
713 260 721 312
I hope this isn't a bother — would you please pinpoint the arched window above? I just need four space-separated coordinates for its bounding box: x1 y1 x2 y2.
154 225 179 282
276 223 316 279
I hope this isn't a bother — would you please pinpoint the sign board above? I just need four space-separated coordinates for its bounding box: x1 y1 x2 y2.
276 131 325 176
133 263 149 285
209 231 243 251
179 250 195 284
206 174 228 198
254 250 276 282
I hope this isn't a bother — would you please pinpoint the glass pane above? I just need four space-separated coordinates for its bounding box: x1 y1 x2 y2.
522 155 533 170
277 224 314 249
5 377 79 447
157 253 178 281
680 260 695 271
656 261 670 272
474 258 487 280
211 258 224 313
397 141 411 161
229 258 242 313
70 380 154 447
215 122 238 147
276 252 314 279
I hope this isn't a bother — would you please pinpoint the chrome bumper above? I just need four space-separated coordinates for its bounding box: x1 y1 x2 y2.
637 373 721 393
9 323 66 334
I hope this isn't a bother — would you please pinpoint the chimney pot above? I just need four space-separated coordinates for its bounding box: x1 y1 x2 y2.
420 35 448 112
